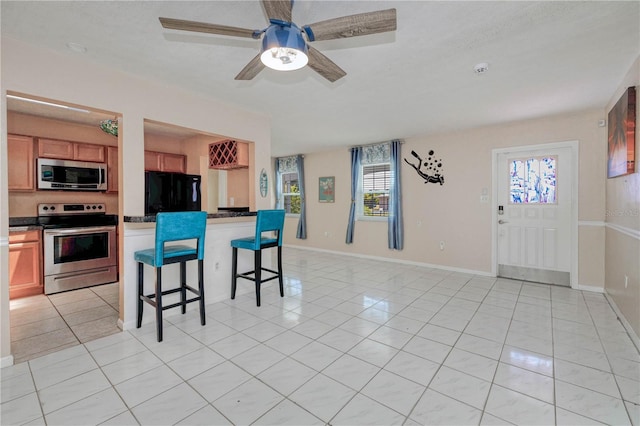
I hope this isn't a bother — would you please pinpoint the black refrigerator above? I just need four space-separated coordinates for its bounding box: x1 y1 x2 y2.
145 171 202 215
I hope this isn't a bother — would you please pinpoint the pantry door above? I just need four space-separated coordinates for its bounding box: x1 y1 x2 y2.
495 143 577 286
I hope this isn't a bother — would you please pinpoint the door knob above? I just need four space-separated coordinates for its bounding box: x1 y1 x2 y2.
498 219 509 225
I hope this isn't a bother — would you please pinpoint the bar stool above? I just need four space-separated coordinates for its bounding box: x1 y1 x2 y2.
135 211 207 342
230 209 285 306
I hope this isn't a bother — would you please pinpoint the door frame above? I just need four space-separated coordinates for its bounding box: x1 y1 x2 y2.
491 140 579 287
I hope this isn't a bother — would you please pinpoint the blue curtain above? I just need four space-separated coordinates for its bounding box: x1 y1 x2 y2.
388 140 404 250
296 155 307 239
274 158 282 209
346 147 362 244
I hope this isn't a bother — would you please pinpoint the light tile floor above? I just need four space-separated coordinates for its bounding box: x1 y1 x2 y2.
9 283 120 364
1 248 639 425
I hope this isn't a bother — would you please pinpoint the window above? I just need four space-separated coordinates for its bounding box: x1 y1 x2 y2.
281 171 301 214
358 144 391 218
362 163 390 216
276 156 300 214
510 156 557 203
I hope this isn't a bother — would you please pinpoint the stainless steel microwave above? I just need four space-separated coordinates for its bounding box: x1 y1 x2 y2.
37 158 107 191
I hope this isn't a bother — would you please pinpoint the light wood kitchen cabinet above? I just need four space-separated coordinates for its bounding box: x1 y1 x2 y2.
8 134 35 191
106 146 118 193
38 138 105 162
9 229 43 299
208 140 249 169
74 142 105 162
144 150 186 173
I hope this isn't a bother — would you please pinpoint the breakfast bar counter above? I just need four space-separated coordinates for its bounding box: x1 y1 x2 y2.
120 211 260 330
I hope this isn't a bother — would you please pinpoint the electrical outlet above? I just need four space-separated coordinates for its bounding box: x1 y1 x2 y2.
215 262 220 271
439 241 445 251
480 195 489 203
625 275 629 288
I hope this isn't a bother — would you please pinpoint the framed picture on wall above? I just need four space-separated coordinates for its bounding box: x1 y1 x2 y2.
607 86 636 178
319 176 335 203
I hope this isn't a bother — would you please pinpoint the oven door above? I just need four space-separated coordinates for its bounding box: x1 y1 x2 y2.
43 226 117 276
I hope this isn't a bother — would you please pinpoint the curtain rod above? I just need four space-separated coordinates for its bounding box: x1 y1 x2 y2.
348 139 403 150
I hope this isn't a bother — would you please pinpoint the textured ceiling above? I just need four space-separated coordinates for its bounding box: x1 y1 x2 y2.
2 1 639 156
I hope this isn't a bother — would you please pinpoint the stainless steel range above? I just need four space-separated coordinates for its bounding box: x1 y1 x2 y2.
39 203 118 294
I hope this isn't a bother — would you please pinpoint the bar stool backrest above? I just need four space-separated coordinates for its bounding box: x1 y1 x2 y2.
253 209 286 250
155 211 208 265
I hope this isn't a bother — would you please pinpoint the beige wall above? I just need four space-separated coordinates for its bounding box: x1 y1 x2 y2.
285 109 607 287
604 57 640 338
0 37 271 364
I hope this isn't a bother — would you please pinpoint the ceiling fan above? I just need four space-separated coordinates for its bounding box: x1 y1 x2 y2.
159 0 397 82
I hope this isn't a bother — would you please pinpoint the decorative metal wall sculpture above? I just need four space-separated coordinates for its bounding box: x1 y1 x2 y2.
404 150 444 185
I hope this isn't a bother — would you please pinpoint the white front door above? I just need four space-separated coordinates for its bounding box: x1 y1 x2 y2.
496 144 575 286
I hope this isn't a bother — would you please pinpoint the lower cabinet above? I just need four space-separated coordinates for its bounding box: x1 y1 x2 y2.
9 230 43 299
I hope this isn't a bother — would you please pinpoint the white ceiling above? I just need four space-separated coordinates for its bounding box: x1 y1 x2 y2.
2 1 639 156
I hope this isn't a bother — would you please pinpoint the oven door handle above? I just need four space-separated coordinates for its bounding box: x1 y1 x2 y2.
44 226 116 235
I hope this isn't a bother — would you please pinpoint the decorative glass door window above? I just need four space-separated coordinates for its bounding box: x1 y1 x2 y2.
509 156 557 203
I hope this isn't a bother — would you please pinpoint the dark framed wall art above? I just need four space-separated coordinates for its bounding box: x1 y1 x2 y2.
607 86 636 178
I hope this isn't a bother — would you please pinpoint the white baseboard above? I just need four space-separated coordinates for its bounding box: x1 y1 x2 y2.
284 244 494 277
1 354 15 368
574 284 605 293
605 291 640 353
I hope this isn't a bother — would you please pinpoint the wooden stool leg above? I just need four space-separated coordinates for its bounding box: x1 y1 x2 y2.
277 246 284 297
156 266 163 342
231 247 238 299
198 260 206 326
137 262 144 328
255 249 262 307
180 261 187 314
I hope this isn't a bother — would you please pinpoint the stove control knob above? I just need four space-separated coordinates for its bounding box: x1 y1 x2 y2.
93 205 97 210
50 206 56 211
42 206 49 211
98 205 103 210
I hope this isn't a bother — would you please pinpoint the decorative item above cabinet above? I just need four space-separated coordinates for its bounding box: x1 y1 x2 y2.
209 140 249 169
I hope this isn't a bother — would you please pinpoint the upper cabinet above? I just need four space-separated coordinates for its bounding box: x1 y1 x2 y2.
8 134 35 191
208 140 249 169
144 150 186 173
38 138 105 162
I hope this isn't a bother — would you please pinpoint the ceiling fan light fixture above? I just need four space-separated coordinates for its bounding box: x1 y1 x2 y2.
260 24 308 71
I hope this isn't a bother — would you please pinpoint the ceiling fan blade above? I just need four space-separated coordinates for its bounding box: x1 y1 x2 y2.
261 0 292 22
159 17 259 39
235 54 266 80
303 8 396 41
307 46 346 82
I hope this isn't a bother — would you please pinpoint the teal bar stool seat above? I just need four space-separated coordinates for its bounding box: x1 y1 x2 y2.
230 209 285 306
135 211 207 342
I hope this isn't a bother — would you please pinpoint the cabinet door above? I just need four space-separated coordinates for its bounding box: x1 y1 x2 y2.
74 142 105 162
38 138 74 159
161 153 186 173
8 134 35 191
107 146 119 193
144 151 162 171
236 142 249 168
9 240 43 299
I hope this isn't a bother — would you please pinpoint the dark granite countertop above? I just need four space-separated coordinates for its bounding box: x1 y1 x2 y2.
124 211 257 223
9 217 39 228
